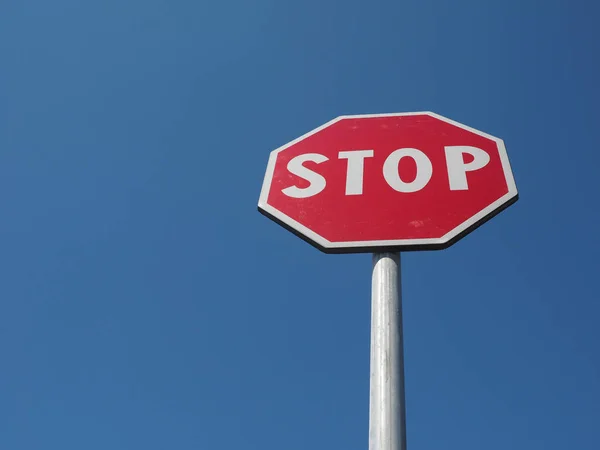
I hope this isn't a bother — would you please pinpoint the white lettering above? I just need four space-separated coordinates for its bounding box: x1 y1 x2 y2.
338 150 374 195
281 153 328 198
383 148 433 193
445 146 490 190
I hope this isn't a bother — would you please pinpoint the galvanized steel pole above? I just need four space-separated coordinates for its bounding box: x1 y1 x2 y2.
369 252 406 450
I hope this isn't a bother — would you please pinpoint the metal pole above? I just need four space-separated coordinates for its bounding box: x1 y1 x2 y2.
369 252 406 450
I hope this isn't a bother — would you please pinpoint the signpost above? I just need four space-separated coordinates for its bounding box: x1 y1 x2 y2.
257 112 518 450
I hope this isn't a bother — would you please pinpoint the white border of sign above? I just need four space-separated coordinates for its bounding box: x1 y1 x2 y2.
258 111 518 253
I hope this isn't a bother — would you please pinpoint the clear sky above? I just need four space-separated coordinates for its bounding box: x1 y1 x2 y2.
1 1 599 449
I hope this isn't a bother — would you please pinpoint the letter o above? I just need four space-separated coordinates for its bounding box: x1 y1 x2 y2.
383 148 433 193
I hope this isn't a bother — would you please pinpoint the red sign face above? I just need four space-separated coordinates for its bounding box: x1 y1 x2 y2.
258 112 518 253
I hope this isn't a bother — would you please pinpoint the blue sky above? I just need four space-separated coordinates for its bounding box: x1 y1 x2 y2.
1 1 599 449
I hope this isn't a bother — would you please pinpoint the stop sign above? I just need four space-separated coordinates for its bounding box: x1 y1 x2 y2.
258 112 518 253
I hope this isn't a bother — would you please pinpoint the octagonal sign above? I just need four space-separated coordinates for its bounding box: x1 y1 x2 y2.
258 112 518 253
